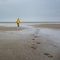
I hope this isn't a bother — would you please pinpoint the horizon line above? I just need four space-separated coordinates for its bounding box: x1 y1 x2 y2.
0 22 60 23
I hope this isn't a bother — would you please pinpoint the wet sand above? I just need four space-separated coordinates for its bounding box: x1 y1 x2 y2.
0 23 60 60
0 26 26 31
33 24 60 29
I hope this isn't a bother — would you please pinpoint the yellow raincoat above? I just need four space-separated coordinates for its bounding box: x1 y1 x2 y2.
16 18 21 24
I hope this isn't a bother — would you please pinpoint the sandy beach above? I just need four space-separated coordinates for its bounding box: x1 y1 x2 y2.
32 24 60 29
0 23 60 60
0 26 26 31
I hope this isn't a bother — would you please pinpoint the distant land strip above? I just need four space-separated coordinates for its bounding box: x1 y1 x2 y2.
0 22 60 23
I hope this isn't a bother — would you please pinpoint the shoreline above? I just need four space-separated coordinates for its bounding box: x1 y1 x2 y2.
0 24 60 31
32 24 60 29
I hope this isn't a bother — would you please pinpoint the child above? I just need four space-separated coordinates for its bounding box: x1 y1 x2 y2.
16 17 21 30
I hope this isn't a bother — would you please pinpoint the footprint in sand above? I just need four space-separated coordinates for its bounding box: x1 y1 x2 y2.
31 46 37 49
44 53 53 58
34 35 38 38
36 42 41 44
32 38 35 40
32 35 38 40
31 44 37 49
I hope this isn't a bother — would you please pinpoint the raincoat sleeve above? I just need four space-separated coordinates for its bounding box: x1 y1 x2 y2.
16 20 17 23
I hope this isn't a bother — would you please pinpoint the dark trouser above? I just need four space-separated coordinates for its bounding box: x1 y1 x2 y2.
17 23 19 27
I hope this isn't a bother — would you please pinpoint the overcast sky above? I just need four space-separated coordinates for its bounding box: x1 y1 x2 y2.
0 0 60 22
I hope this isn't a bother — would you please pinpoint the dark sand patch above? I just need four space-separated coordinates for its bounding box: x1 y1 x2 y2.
33 24 60 29
0 26 26 31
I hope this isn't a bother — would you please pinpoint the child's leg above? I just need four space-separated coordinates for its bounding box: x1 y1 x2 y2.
17 23 19 27
17 23 20 30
